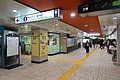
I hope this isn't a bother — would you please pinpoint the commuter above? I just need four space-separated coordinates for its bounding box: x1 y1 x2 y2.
102 40 106 49
89 40 92 48
92 39 95 48
106 39 110 53
109 39 117 62
85 41 90 53
100 39 103 49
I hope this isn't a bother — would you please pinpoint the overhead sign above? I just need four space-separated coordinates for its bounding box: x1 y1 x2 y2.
78 0 120 13
15 9 60 24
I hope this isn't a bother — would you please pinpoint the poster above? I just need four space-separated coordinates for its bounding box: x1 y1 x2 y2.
40 32 48 56
7 37 19 57
32 32 39 56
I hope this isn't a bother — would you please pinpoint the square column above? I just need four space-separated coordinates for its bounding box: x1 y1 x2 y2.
117 25 120 65
31 29 48 63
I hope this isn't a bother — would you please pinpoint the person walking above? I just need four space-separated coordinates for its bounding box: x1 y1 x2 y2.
106 39 110 53
109 39 117 62
100 39 103 49
92 39 95 48
85 41 90 53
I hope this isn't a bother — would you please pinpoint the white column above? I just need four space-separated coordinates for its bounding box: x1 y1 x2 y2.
117 24 120 65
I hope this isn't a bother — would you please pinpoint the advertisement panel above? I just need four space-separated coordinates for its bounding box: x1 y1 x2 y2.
32 32 39 56
40 32 48 56
7 37 19 57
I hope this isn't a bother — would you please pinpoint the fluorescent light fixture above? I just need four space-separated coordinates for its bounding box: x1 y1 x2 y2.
85 25 88 27
113 17 117 20
71 13 76 17
88 33 100 36
12 10 18 13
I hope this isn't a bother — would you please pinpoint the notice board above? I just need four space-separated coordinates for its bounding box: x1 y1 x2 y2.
7 37 19 57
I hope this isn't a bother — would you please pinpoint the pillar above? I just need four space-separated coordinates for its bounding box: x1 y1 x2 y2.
31 29 48 63
117 24 120 65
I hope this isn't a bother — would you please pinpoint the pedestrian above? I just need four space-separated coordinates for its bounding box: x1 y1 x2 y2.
106 39 110 53
92 39 95 48
109 39 117 62
100 39 103 49
85 41 90 53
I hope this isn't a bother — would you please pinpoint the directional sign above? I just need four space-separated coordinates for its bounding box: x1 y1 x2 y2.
15 9 60 24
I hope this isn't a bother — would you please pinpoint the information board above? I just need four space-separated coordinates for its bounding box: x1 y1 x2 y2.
7 37 19 57
15 9 60 24
40 32 48 56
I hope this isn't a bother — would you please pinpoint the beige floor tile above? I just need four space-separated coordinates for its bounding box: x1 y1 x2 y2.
0 47 120 80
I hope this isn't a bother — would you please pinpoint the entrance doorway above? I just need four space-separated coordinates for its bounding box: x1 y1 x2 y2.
19 34 32 64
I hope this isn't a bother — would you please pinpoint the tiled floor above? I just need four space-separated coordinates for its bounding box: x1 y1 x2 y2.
0 47 120 80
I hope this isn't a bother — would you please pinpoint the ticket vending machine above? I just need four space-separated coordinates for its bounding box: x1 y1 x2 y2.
5 33 21 69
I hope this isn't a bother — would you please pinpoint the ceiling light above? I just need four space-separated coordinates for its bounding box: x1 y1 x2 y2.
113 17 117 20
9 31 13 33
71 13 76 17
12 10 18 13
55 24 58 26
85 25 88 27
88 33 100 36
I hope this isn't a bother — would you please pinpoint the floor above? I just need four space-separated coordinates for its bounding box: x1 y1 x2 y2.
0 46 120 80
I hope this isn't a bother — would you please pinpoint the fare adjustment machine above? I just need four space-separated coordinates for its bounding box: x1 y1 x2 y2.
5 33 21 69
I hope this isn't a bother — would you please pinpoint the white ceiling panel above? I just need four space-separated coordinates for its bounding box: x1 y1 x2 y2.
98 13 120 36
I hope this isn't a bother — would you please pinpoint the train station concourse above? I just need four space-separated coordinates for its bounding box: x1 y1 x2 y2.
0 0 120 80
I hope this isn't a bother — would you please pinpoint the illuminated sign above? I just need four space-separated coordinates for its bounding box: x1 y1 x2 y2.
78 0 120 13
113 1 120 6
15 9 60 24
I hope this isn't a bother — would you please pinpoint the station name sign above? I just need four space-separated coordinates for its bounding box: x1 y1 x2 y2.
15 9 60 24
78 0 120 13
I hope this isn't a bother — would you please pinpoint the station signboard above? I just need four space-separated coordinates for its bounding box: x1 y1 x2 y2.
15 9 60 24
78 0 120 13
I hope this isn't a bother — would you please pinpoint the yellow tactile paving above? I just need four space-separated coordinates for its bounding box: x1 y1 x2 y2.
23 46 98 80
58 45 98 80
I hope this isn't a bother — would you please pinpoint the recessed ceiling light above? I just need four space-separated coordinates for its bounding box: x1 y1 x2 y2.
12 10 18 13
55 24 58 26
71 13 76 17
113 17 117 20
85 25 88 27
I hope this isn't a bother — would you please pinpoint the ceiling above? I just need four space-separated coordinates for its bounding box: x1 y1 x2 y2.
1 0 119 37
15 0 102 35
0 0 39 29
0 0 82 36
99 13 120 36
